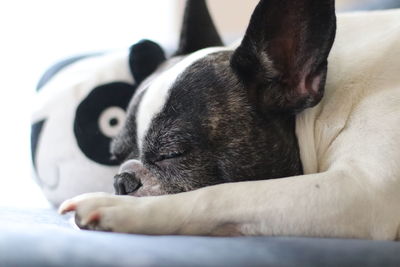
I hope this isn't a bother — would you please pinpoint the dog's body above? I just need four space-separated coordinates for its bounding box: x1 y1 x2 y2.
60 2 400 240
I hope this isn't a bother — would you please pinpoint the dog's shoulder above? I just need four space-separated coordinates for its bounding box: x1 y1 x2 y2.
327 9 400 93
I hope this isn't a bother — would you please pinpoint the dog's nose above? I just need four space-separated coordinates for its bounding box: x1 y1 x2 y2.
114 172 142 195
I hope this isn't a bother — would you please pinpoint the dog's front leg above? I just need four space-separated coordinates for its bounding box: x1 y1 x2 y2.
59 170 400 239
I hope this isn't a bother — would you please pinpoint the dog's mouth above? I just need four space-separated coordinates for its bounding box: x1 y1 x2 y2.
128 183 162 197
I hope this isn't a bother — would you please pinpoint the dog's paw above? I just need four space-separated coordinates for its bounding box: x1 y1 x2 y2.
59 192 141 232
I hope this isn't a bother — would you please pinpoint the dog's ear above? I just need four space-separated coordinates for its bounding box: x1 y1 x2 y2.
175 0 223 56
129 40 166 84
231 0 336 113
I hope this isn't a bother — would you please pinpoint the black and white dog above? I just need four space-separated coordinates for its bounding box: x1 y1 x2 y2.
60 0 400 240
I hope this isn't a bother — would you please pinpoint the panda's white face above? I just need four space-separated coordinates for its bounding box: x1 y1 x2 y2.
31 40 167 205
31 51 136 205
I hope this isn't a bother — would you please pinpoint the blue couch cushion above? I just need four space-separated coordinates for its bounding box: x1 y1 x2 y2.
1 206 400 267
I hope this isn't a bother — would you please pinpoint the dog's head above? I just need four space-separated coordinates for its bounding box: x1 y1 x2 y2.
111 0 336 196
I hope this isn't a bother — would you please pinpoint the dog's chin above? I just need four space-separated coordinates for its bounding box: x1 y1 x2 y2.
127 184 163 197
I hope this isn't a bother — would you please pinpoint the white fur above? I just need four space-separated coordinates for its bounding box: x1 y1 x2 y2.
60 9 400 240
136 47 228 151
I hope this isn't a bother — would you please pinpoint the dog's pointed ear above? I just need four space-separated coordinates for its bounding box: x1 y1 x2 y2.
129 40 166 84
231 0 336 113
175 0 223 56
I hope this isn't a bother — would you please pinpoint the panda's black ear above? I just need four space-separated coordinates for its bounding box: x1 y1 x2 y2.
175 0 223 56
129 40 166 84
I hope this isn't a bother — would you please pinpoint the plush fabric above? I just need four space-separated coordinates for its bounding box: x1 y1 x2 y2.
30 50 133 205
30 40 165 206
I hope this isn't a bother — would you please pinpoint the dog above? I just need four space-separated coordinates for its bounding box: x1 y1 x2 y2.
59 0 400 240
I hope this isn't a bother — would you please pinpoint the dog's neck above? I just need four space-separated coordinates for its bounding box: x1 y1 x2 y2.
295 105 321 174
296 9 400 176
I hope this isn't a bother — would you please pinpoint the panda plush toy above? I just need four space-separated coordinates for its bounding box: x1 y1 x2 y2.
31 40 166 206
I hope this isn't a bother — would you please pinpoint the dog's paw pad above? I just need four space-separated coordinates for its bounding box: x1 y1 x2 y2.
81 211 102 226
76 209 116 232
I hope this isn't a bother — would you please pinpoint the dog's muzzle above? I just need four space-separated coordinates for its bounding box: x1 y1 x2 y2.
114 160 144 195
114 172 142 195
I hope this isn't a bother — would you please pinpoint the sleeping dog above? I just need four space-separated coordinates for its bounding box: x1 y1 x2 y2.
59 0 400 240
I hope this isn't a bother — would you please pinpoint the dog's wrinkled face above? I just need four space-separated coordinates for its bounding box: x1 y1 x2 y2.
112 49 303 196
111 0 336 196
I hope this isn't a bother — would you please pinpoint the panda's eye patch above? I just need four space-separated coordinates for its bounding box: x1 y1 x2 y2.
74 82 136 166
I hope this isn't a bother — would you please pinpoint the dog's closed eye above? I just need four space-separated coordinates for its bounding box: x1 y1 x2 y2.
156 151 183 163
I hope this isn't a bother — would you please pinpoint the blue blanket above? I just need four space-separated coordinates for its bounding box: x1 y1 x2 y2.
1 206 400 267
